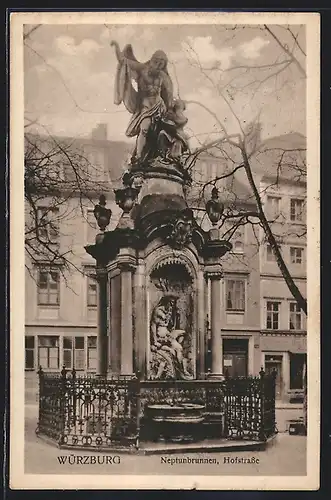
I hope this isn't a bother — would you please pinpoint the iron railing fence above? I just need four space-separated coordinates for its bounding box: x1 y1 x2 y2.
36 367 276 450
223 370 277 441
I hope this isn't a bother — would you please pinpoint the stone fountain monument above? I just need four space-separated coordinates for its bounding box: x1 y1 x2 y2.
85 41 232 382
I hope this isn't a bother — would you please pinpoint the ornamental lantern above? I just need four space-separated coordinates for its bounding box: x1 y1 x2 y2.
93 194 112 232
114 186 140 214
205 187 224 225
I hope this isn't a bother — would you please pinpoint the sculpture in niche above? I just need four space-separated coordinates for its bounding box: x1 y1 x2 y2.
111 41 189 164
150 296 193 380
149 263 194 380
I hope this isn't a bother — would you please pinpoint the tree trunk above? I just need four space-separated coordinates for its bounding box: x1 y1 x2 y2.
241 148 307 315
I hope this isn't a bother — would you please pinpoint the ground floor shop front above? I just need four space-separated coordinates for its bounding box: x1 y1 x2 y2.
260 332 306 402
205 329 306 403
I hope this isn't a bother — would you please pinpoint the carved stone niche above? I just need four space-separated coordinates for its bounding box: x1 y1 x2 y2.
148 262 195 381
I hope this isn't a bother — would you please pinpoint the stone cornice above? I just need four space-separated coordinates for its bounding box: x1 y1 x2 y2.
260 330 307 337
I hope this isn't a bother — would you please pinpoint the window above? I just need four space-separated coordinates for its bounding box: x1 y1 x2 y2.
290 353 306 389
87 210 98 243
226 279 245 311
63 336 85 370
75 337 85 370
267 196 280 219
63 337 73 368
37 267 60 306
266 301 280 329
38 336 59 369
25 336 35 370
37 207 59 244
232 227 244 254
289 302 302 330
290 247 304 264
290 198 304 222
87 336 97 370
87 274 97 307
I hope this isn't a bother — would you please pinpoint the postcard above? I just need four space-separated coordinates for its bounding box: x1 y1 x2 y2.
9 10 320 490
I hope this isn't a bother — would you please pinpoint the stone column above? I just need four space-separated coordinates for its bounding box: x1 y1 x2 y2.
205 266 223 377
96 267 108 377
203 227 231 379
210 271 223 375
197 271 206 378
120 263 134 375
133 263 147 377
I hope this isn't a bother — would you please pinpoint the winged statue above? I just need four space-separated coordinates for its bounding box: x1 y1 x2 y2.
111 41 189 163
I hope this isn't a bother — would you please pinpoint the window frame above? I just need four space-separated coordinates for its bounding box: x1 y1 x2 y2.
266 301 281 330
289 302 302 330
87 272 98 308
37 266 60 306
231 226 245 255
37 207 60 245
87 336 97 371
37 335 60 369
266 195 281 219
290 246 304 265
63 336 86 371
290 198 304 223
225 278 246 312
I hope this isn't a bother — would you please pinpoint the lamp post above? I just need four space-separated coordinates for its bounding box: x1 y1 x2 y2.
204 188 226 379
93 194 112 377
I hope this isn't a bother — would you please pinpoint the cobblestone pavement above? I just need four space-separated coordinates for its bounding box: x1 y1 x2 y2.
24 405 307 476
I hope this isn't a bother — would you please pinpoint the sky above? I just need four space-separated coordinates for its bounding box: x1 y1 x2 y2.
24 23 306 148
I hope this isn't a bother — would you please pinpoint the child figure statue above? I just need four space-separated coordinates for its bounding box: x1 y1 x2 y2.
157 98 190 160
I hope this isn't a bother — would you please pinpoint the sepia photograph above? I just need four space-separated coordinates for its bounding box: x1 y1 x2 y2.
9 11 320 490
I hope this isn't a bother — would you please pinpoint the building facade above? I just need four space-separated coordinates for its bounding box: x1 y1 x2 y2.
256 134 307 402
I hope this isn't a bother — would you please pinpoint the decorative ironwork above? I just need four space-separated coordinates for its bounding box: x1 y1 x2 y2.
37 367 139 450
223 369 277 441
36 368 276 449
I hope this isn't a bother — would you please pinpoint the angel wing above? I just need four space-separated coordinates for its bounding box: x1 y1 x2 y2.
114 44 144 114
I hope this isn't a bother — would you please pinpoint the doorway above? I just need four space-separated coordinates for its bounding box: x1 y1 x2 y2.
222 338 248 377
264 354 283 400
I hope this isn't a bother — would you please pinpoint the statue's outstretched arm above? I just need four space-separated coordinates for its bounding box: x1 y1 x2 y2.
110 40 123 63
110 41 145 73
